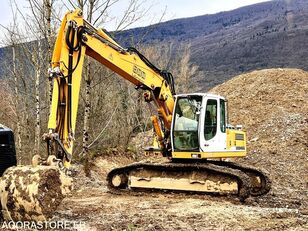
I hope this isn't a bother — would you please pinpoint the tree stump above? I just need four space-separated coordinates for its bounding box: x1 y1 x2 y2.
0 166 72 221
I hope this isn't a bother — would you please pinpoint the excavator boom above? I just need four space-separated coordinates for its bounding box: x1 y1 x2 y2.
46 9 175 164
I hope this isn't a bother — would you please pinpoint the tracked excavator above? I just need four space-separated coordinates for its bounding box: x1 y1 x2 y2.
44 8 271 201
0 8 270 221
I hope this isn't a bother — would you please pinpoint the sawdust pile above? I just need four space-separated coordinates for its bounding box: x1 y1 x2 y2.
210 68 308 206
49 69 308 231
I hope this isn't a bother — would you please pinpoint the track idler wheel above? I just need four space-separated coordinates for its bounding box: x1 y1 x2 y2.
249 171 271 196
110 173 128 189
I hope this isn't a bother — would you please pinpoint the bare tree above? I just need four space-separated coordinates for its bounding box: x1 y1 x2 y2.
0 0 59 163
139 43 201 93
32 39 42 156
0 7 24 163
43 0 55 107
173 45 200 93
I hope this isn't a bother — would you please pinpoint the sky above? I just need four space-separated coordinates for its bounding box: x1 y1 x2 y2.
0 0 271 27
0 0 270 43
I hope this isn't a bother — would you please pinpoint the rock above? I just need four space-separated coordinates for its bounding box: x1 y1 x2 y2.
250 137 259 142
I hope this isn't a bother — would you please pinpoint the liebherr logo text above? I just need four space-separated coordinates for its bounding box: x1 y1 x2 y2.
133 65 146 79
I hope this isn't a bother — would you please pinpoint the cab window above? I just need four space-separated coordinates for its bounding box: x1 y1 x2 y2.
220 99 226 133
173 96 202 151
204 99 217 140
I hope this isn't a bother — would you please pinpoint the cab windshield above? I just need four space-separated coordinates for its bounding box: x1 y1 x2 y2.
173 96 202 151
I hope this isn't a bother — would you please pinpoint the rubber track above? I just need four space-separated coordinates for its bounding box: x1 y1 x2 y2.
207 160 271 196
106 162 252 201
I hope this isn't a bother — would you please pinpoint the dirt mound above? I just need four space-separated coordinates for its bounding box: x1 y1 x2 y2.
210 68 308 206
51 69 308 231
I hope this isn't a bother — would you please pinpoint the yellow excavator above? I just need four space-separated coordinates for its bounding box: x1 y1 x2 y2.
44 8 270 201
0 8 271 221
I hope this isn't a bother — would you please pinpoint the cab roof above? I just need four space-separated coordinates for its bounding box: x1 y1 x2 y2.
174 93 226 100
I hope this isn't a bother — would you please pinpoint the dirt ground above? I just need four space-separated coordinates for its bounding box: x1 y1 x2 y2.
49 69 308 231
52 154 307 231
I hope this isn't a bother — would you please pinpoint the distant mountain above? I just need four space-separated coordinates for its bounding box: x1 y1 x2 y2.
1 0 308 90
116 0 308 90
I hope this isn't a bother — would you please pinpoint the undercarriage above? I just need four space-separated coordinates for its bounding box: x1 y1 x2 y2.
107 160 271 201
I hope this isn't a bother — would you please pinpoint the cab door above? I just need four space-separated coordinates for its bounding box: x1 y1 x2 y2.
199 97 227 152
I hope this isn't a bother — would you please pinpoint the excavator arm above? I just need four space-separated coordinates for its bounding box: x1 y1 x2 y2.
45 9 175 166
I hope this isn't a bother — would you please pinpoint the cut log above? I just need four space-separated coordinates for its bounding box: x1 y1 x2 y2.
0 166 72 221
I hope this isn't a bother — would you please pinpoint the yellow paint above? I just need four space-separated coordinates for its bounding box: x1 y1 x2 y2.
172 151 246 159
129 176 237 193
226 129 247 150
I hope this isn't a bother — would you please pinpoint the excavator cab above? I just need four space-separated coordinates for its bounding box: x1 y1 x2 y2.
171 93 247 159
